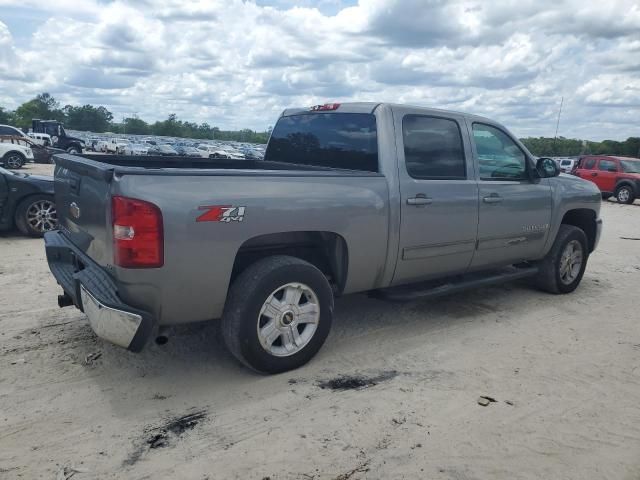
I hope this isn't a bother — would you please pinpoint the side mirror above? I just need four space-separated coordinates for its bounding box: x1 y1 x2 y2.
536 157 561 178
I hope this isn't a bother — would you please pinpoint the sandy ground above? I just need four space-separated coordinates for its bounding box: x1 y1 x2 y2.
1 163 640 479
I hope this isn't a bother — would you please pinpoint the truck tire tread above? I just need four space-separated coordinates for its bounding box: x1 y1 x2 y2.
534 224 588 294
222 255 334 374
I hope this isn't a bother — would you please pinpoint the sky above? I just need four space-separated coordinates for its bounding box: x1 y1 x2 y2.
0 0 638 140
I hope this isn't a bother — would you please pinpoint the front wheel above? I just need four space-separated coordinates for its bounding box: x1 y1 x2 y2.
66 146 81 154
3 152 25 169
533 225 588 294
15 194 58 237
222 256 334 374
615 185 635 204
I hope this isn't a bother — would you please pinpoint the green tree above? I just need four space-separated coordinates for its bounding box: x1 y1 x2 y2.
0 107 14 125
13 92 64 127
123 117 149 135
63 104 113 132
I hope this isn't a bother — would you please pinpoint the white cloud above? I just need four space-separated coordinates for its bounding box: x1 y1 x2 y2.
0 0 638 139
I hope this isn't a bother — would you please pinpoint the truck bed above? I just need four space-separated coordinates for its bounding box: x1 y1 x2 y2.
56 154 382 177
51 151 390 326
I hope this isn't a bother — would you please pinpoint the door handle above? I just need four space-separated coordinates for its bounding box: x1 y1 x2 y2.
407 195 433 206
483 194 502 204
591 172 598 177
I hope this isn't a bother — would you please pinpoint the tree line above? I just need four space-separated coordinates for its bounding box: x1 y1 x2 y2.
1 93 638 154
0 93 271 144
520 136 640 158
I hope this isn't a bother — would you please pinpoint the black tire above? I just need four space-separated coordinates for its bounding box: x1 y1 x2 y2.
615 184 635 204
14 194 58 237
602 193 612 200
533 225 589 294
222 255 334 374
66 145 81 154
3 151 25 169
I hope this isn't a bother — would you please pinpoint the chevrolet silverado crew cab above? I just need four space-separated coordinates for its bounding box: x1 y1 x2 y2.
45 103 602 373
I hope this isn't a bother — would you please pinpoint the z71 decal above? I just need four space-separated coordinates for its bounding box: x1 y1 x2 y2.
197 205 246 223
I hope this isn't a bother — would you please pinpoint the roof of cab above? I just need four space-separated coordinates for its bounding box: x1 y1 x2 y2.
281 102 494 123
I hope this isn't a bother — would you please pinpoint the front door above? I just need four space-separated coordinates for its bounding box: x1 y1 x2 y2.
392 111 479 285
469 122 552 270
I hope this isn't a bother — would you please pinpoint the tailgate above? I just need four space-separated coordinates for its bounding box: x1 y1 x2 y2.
54 154 114 266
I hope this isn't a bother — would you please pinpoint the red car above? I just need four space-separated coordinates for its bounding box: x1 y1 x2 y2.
573 155 640 204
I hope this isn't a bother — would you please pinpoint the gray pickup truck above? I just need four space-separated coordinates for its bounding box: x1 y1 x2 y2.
45 102 602 373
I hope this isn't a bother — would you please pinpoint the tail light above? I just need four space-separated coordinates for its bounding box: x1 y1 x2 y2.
112 196 163 268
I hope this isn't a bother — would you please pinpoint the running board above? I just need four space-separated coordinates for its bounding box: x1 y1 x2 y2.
371 266 539 302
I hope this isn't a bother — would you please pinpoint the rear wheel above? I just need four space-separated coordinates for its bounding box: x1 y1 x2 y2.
15 195 58 237
3 152 25 169
602 193 612 200
222 256 334 374
615 185 635 204
534 225 588 294
66 145 81 154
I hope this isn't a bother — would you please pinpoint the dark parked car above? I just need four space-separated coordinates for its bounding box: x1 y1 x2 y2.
148 144 179 156
0 166 57 236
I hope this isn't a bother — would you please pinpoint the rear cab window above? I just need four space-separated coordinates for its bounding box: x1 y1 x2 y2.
264 113 378 172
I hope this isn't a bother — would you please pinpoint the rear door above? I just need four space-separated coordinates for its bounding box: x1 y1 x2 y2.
392 109 479 285
468 122 552 269
595 158 619 193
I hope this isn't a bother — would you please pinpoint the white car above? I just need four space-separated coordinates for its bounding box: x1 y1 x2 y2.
28 132 52 146
0 141 34 169
556 158 577 173
123 143 149 156
196 144 233 159
106 138 129 154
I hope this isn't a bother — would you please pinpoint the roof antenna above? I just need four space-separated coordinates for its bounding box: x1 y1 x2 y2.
553 96 564 154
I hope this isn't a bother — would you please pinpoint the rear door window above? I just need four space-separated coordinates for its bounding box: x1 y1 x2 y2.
265 113 378 172
598 159 617 172
0 126 17 136
402 115 466 179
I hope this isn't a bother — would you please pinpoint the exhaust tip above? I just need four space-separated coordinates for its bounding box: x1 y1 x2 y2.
58 294 73 308
155 335 169 345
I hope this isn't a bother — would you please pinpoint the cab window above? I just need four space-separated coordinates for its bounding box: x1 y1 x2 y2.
402 115 466 179
472 123 527 180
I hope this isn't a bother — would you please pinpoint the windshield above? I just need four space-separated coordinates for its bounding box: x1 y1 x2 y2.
620 160 640 173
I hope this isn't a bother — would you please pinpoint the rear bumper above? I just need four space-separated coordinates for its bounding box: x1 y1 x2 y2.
44 230 154 352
